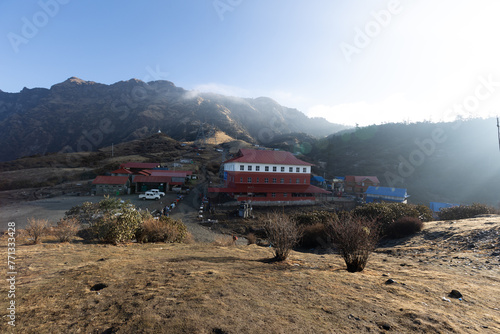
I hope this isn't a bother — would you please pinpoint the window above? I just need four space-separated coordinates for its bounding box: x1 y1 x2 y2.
289 178 292 183
280 178 284 184
240 165 244 171
281 167 285 172
304 179 307 184
296 178 300 184
283 193 287 198
303 167 307 173
271 193 276 198
272 178 277 183
248 177 252 183
296 167 300 172
264 178 269 183
248 165 252 171
256 178 259 183
255 166 260 171
289 167 293 172
273 166 277 172
265 166 269 172
240 177 243 182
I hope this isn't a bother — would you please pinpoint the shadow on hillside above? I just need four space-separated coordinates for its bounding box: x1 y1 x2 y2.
165 256 248 264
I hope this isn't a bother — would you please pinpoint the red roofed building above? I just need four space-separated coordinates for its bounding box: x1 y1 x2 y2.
110 168 133 177
345 175 380 199
92 176 131 195
120 162 160 173
209 149 330 204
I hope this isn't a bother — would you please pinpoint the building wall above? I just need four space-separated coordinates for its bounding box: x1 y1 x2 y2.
235 192 316 202
345 180 379 194
225 162 311 174
224 171 310 187
95 184 129 195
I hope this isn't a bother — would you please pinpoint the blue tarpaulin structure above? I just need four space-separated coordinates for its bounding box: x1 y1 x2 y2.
365 186 408 203
430 202 459 213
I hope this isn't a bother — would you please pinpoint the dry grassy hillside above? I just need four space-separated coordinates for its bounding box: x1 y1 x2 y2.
1 217 499 333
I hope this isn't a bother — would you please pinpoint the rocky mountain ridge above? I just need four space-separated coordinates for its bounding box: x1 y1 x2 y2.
0 77 347 162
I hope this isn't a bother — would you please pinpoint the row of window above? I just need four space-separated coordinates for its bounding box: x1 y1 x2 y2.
239 177 308 184
239 165 307 173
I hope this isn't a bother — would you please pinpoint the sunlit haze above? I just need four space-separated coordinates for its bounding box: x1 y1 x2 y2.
1 0 500 126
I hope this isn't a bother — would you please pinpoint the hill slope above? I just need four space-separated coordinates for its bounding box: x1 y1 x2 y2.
299 119 500 206
0 77 347 161
2 216 499 333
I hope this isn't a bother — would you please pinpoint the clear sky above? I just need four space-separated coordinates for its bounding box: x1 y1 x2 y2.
1 0 500 126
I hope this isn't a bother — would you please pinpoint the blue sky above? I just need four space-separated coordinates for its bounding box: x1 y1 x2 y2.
1 0 500 126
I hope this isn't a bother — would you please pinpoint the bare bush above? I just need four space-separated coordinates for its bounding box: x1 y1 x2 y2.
26 217 49 244
54 217 80 242
328 215 379 272
265 212 301 261
136 216 189 244
136 217 179 243
246 233 257 245
385 216 423 239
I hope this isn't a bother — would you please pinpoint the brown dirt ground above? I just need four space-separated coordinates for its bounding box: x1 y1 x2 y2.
0 216 499 333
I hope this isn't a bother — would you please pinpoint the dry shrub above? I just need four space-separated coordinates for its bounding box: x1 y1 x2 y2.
136 216 188 243
328 215 379 272
265 212 301 261
299 222 329 249
137 217 178 243
183 232 195 244
54 217 80 242
26 217 49 244
385 216 423 239
246 233 257 245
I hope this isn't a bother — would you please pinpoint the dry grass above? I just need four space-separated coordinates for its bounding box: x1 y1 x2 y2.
1 217 499 333
212 235 237 247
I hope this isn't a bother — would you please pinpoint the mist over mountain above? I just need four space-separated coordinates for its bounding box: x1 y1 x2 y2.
0 77 348 162
304 119 500 206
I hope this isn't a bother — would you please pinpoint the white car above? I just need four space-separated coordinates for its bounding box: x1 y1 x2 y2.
138 191 160 200
149 189 165 197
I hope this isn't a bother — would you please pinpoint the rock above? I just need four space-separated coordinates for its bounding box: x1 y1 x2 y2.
379 323 391 330
90 283 108 291
382 273 389 277
449 290 463 299
385 279 396 284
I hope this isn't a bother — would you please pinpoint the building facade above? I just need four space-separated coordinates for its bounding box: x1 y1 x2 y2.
209 149 329 203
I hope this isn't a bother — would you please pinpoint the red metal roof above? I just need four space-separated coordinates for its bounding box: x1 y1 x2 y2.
111 168 133 174
224 149 313 166
92 176 129 185
142 170 192 177
209 184 330 194
120 162 160 169
345 175 380 184
133 176 172 183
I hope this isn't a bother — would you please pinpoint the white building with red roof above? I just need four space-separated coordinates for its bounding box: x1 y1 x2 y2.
209 149 330 204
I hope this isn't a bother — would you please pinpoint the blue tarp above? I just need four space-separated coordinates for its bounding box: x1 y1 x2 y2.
311 176 325 182
366 186 407 198
365 186 408 203
430 202 459 212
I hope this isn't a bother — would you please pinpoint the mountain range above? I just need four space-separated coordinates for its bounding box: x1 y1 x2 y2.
0 77 348 162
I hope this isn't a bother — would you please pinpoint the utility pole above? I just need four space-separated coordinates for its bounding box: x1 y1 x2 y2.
497 117 500 152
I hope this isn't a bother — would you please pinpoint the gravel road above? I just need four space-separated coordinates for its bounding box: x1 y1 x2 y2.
0 191 235 243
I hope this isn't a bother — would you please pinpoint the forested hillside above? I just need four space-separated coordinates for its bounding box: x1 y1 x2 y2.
306 118 500 206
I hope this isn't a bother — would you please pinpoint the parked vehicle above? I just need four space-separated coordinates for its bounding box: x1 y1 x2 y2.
149 189 165 197
138 191 160 200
